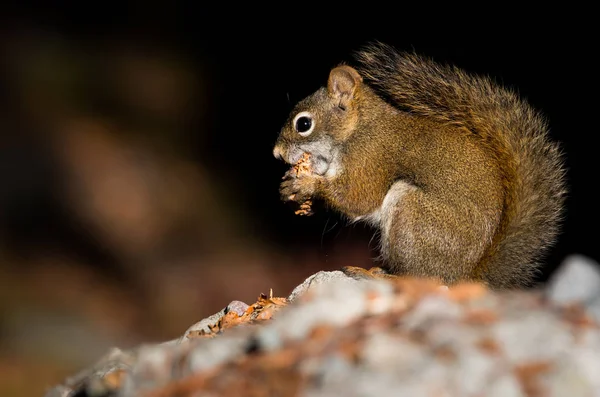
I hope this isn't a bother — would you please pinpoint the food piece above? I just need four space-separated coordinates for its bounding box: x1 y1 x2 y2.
292 152 313 177
187 292 289 338
294 201 313 216
291 153 314 216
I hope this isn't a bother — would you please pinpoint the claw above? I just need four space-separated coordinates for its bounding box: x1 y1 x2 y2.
282 168 297 180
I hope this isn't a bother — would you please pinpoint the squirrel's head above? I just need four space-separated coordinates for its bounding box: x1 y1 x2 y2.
273 65 363 176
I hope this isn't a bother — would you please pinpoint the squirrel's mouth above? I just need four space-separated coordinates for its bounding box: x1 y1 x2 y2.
279 146 332 176
274 136 336 176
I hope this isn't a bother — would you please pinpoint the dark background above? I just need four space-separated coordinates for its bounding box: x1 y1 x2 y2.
0 7 597 396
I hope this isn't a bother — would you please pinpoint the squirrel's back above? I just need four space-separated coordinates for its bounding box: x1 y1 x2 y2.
355 43 567 287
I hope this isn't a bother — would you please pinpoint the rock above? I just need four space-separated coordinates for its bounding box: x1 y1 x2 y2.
178 300 252 344
256 277 392 352
44 259 600 397
226 300 250 316
178 308 227 343
42 347 137 397
287 270 359 302
42 385 72 397
546 254 600 323
547 255 600 305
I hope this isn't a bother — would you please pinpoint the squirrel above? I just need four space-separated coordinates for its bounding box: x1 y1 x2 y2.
273 42 566 289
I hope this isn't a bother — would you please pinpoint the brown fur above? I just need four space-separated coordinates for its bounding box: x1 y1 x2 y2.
274 42 566 289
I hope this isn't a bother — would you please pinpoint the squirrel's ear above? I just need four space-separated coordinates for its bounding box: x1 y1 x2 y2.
327 65 363 109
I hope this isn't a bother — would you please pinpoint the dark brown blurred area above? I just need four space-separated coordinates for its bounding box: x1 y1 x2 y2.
0 8 598 396
0 24 376 397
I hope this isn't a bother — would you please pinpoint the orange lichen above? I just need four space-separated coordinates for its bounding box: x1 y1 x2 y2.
445 283 488 302
476 337 502 356
186 293 288 339
514 361 553 397
463 309 499 326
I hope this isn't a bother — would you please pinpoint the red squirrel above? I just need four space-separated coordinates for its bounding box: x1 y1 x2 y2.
273 43 566 288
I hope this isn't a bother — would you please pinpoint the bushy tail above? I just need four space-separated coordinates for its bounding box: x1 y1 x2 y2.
355 42 567 287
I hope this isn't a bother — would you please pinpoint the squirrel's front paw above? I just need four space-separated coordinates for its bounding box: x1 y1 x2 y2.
280 175 319 203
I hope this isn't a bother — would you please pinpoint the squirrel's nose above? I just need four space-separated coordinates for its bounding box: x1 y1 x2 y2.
273 145 283 161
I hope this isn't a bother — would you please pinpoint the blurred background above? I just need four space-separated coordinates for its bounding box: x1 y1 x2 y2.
0 6 597 396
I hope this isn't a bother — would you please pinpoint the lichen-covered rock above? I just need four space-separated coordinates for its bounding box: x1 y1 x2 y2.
44 256 600 397
546 254 600 323
43 347 136 397
287 270 359 302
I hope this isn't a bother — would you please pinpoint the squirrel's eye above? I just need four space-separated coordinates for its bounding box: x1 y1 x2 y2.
293 112 315 137
296 117 311 132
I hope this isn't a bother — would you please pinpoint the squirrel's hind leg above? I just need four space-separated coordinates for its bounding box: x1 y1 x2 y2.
341 265 391 280
341 265 449 290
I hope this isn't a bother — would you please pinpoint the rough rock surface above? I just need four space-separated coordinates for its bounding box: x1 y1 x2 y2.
44 255 600 397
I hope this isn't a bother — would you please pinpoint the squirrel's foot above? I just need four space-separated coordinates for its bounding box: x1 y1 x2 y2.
280 174 320 204
342 266 450 292
341 266 397 280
